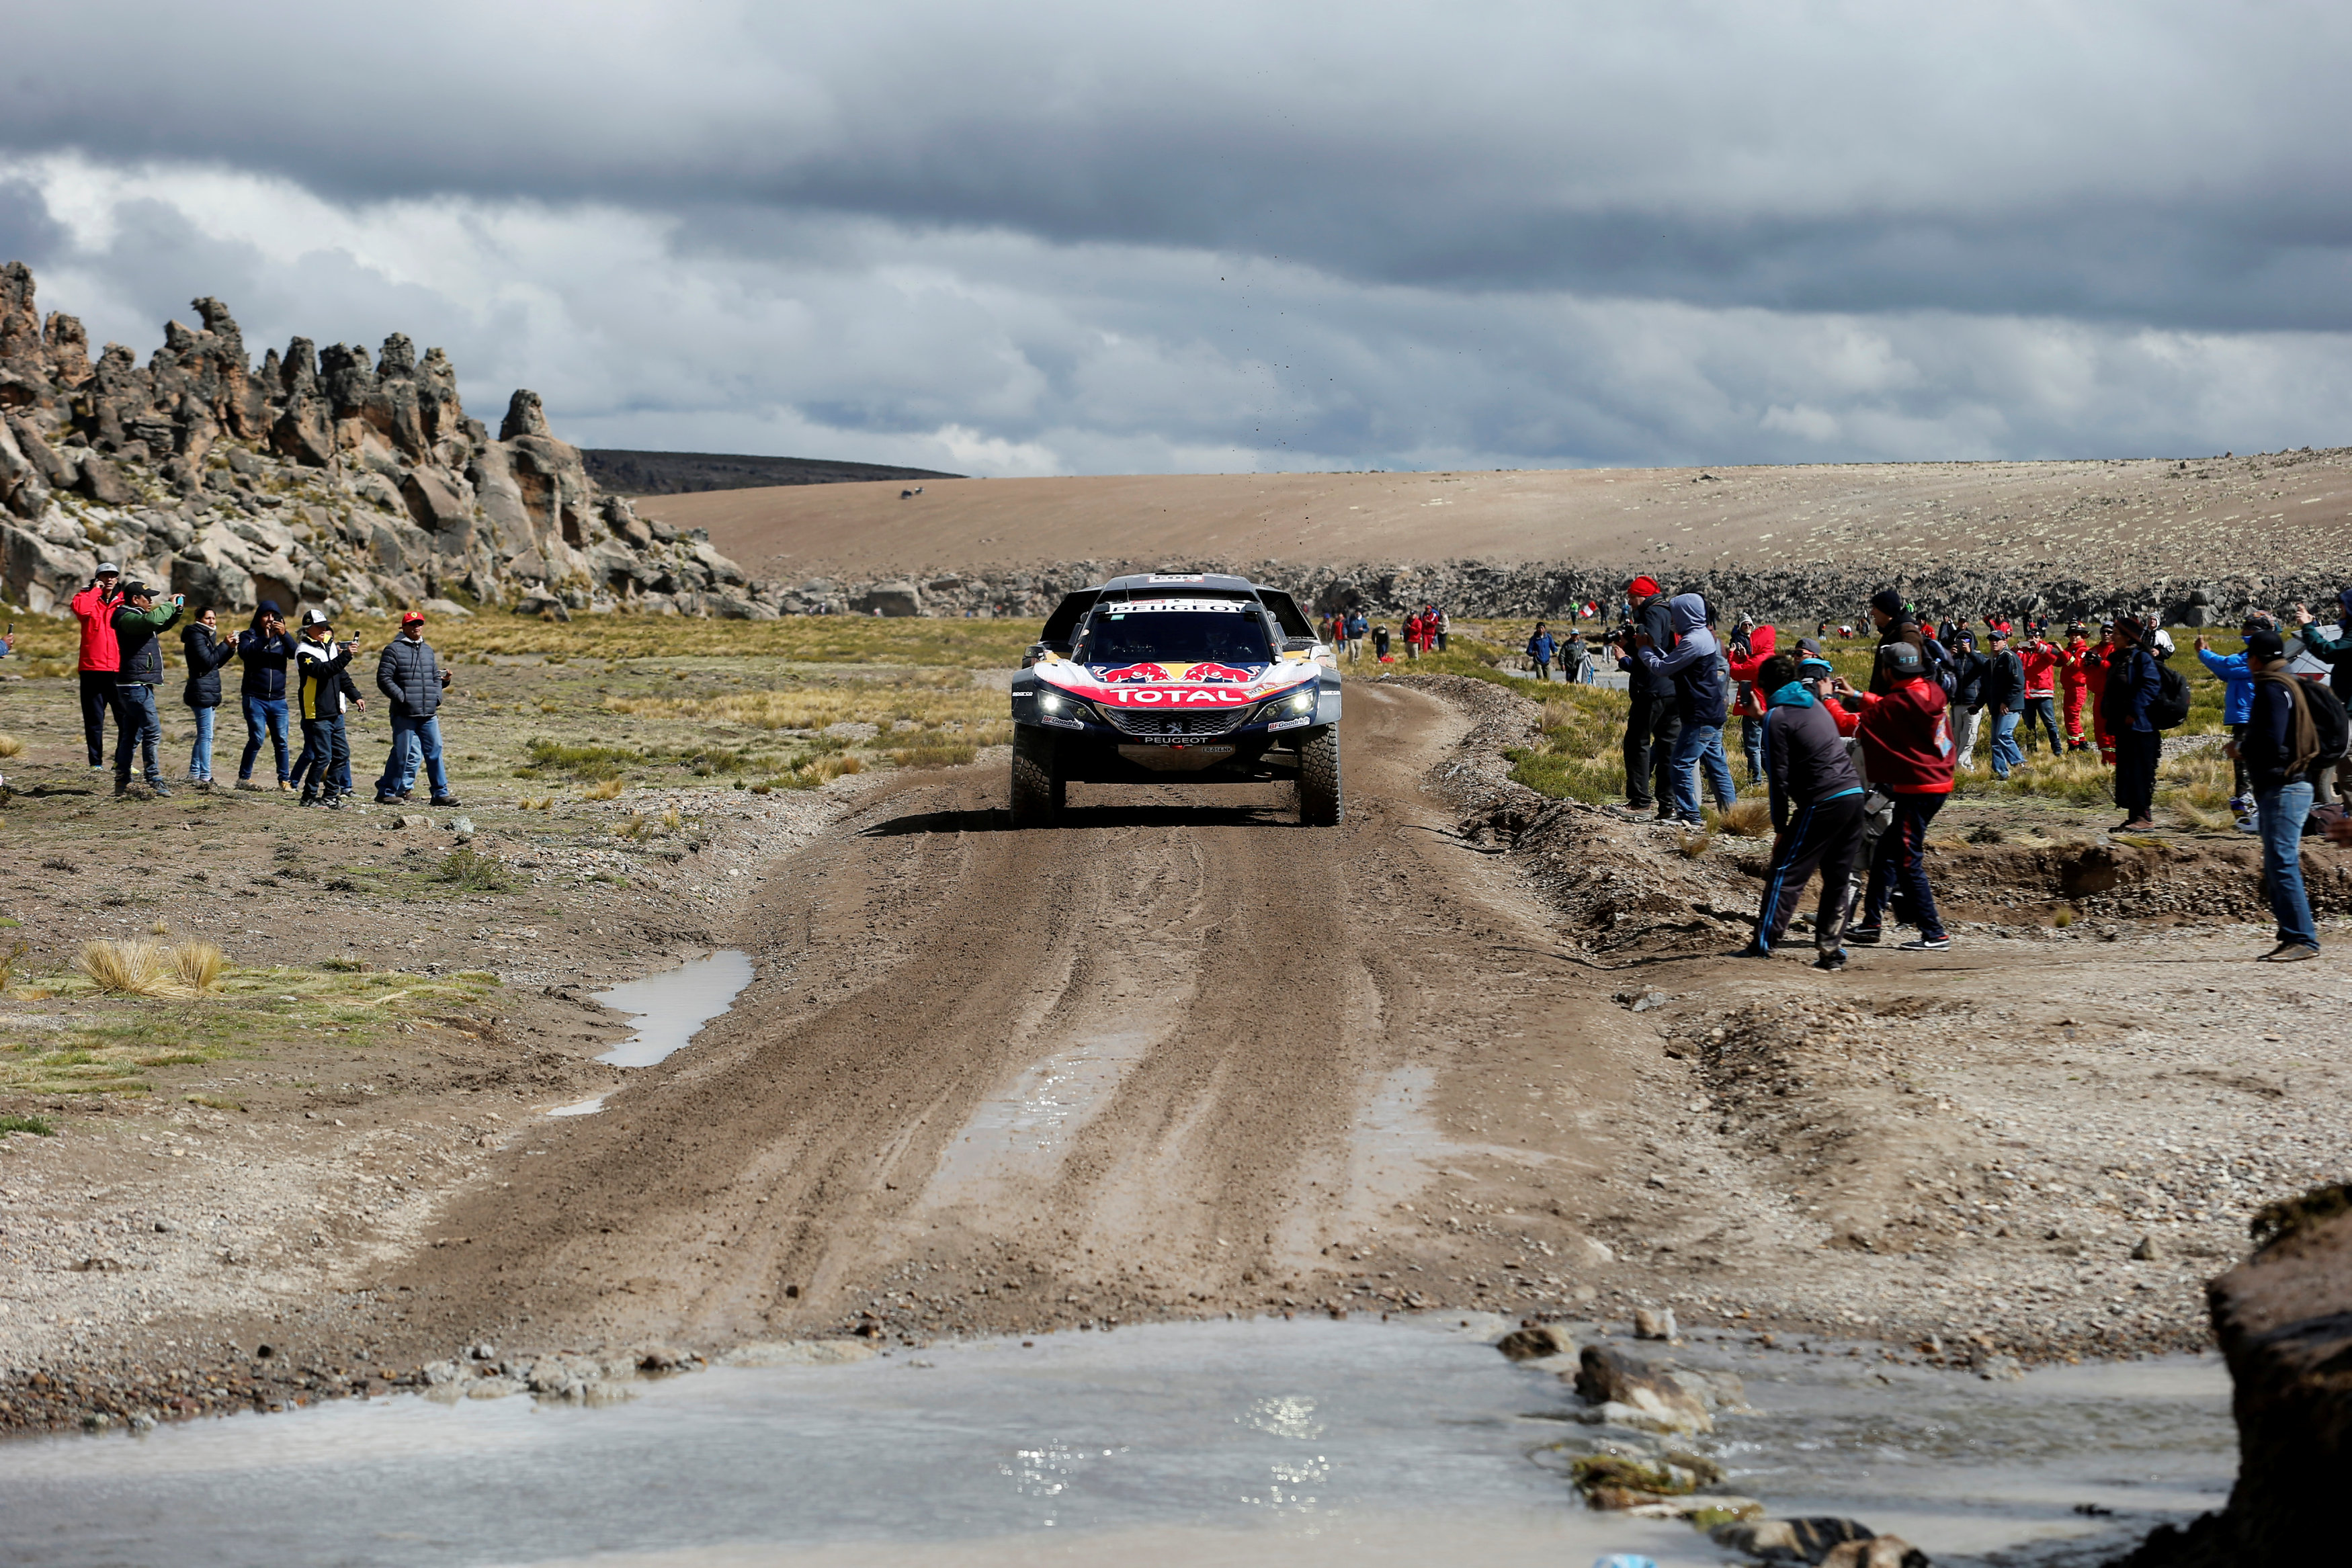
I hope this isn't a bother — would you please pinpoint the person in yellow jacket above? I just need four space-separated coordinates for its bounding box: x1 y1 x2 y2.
292 608 358 810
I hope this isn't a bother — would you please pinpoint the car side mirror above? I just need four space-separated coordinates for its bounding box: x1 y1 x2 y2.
1280 636 1318 653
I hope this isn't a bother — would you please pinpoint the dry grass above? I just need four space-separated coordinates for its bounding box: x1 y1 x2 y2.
0 732 22 758
603 667 1001 734
582 776 626 800
170 941 225 994
76 939 226 996
1673 828 1714 858
1706 797 1773 837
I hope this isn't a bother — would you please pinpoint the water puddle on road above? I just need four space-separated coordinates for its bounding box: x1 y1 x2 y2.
0 1317 2230 1568
926 1029 1158 1204
540 950 756 1118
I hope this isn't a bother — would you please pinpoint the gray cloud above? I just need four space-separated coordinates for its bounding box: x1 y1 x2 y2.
1 3 2347 474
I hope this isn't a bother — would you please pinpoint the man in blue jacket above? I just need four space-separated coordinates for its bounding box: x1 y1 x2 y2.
1632 592 1727 827
2197 615 2269 818
1525 622 1556 682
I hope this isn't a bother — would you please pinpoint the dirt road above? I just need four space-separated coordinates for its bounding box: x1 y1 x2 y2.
341 682 1665 1354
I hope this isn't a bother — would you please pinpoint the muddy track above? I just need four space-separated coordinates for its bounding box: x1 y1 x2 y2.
337 682 1639 1355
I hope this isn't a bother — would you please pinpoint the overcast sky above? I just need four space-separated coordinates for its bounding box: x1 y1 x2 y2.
2 1 2345 475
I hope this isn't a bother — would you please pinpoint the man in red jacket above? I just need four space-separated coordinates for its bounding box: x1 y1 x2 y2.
2017 631 2063 756
68 562 124 771
1842 640 1955 951
2059 623 2094 750
1726 619 1777 785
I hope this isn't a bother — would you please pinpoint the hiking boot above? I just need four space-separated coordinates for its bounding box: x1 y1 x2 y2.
1813 949 1848 971
1846 925 1882 945
374 791 403 805
113 780 131 797
278 779 295 791
1734 941 1771 960
2119 817 2156 832
148 781 171 799
236 778 263 791
1898 934 1951 951
321 793 347 812
2258 942 2320 962
429 794 462 808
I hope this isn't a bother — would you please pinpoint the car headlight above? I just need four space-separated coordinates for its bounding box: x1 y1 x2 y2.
1040 691 1065 713
1286 686 1317 713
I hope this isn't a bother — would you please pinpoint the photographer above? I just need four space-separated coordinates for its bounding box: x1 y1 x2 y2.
374 609 460 807
1615 575 1680 816
1726 615 1777 785
108 581 184 799
1629 591 1726 826
291 609 358 809
235 599 300 790
68 562 124 771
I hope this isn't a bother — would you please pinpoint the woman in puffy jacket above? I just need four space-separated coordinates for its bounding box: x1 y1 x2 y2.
180 606 238 789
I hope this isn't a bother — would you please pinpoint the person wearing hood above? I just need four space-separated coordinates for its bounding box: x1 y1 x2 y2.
1847 640 1955 951
2231 628 2322 959
1945 627 1988 770
1632 592 1728 826
2105 618 2162 831
1738 651 1865 970
2198 616 2269 817
1616 575 1681 816
1727 618 1779 785
236 599 301 791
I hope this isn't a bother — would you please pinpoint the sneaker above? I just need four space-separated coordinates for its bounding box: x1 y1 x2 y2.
278 779 295 792
2228 797 2250 814
236 779 263 791
1846 925 1882 946
298 792 319 808
1734 941 1771 960
148 781 171 799
1898 934 1951 951
1813 949 1848 971
321 793 347 812
89 763 106 774
374 791 403 805
2236 816 2260 835
429 794 462 808
2258 942 2320 962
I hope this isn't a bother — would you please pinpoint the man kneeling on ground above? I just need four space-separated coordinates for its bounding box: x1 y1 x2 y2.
1740 651 1865 971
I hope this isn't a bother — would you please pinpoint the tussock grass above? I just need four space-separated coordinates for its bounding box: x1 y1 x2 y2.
0 1113 54 1136
0 732 21 758
582 776 625 800
77 939 172 996
604 667 1001 736
889 739 979 769
519 738 631 782
170 941 224 993
1673 828 1714 858
435 846 513 891
1707 797 1773 837
184 1094 244 1112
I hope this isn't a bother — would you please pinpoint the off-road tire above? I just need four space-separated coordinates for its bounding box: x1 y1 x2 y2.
1297 726 1343 826
1010 726 1063 827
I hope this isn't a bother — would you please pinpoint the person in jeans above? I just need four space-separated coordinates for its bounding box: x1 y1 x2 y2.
68 563 123 771
1631 592 1726 826
1980 629 2026 779
374 610 460 805
2017 631 2063 755
179 606 237 788
2105 618 2162 830
1945 627 1986 769
1525 621 1556 681
108 581 184 798
235 599 300 790
1617 575 1681 816
2197 619 2266 816
1726 618 1777 785
2234 629 2320 959
291 609 357 809
1344 610 1368 662
1740 652 1865 970
1841 640 1955 951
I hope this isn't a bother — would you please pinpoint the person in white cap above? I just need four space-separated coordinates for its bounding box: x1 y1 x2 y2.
291 608 358 808
69 562 124 770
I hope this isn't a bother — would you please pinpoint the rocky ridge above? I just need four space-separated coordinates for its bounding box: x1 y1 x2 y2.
0 262 765 620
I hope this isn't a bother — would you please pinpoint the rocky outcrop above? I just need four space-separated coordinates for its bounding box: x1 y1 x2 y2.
0 262 751 619
2109 1186 2352 1565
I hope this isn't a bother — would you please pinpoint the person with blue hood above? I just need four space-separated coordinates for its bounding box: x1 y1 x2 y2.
2197 614 2271 817
1738 650 1863 970
1631 592 1728 826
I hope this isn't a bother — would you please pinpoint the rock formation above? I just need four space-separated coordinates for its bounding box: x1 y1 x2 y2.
0 261 769 619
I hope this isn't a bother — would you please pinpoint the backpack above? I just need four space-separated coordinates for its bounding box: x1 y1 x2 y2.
2289 676 2351 769
2147 657 2191 730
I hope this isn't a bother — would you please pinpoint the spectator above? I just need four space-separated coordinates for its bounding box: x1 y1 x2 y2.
1525 621 1556 681
2060 623 2095 750
1345 609 1368 663
179 605 237 790
2083 621 2117 765
235 599 300 791
1632 592 1726 827
2105 617 2162 831
1980 629 2027 780
1865 588 1927 697
1946 627 1987 769
2197 619 2265 817
291 609 357 809
108 581 184 799
2288 597 2352 809
374 610 459 806
68 562 123 771
1618 575 1681 817
1435 605 1450 652
1372 623 1391 660
2018 631 2063 755
2233 627 2321 960
1843 640 1955 950
1740 649 1866 971
1402 608 1424 660
1726 617 1779 785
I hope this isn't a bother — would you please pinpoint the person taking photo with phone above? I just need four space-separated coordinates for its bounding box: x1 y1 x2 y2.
108 582 184 799
291 608 357 809
235 599 300 790
69 563 124 771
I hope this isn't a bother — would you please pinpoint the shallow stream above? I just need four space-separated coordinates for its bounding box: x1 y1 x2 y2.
0 1315 2228 1568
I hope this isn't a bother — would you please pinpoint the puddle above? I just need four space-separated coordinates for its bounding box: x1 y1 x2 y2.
0 1318 2229 1568
926 1029 1157 1203
594 950 756 1068
546 1096 607 1118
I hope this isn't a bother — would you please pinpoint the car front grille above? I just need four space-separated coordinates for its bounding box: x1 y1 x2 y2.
1101 706 1251 738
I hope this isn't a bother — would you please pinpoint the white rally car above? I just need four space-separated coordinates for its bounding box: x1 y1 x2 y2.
1008 572 1342 826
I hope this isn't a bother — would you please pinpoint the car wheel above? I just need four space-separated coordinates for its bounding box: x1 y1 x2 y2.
1011 726 1061 827
1297 726 1342 825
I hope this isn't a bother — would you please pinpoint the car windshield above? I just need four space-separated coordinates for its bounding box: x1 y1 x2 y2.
1077 609 1273 668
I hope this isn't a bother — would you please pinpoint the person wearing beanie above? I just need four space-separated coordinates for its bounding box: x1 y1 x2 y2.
1630 593 1727 826
2105 617 2162 830
1616 575 1681 816
2233 627 2321 959
1739 651 1865 970
1845 640 1955 951
1945 626 1988 770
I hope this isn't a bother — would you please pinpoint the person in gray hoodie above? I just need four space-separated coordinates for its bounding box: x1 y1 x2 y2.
1739 651 1865 969
1632 592 1728 826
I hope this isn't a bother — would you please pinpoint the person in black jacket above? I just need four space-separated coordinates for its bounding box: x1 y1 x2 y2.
2232 629 2319 959
291 609 358 809
1980 629 2027 779
2105 619 2162 830
1740 652 1867 969
235 599 300 791
1946 627 1987 769
1615 574 1681 816
109 582 184 799
179 606 238 789
1866 586 1927 697
372 611 458 805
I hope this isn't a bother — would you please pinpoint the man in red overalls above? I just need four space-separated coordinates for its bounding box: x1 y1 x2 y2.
2081 622 2117 765
2060 621 2094 750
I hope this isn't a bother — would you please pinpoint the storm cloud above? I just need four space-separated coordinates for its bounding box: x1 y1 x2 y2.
1 1 2344 474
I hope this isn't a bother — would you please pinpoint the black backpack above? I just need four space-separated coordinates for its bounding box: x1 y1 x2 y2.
2290 677 2352 769
2147 656 2192 730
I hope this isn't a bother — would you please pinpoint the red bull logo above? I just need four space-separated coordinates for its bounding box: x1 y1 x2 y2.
1185 662 1258 685
1093 662 1173 684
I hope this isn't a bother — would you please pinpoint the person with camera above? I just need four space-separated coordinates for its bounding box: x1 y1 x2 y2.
68 563 124 771
107 581 185 799
1629 592 1726 826
1839 640 1955 951
2104 617 2162 832
2017 629 2064 756
235 599 300 790
179 604 238 789
291 609 358 809
1738 650 1866 970
374 609 460 806
1726 615 1777 785
1616 575 1681 816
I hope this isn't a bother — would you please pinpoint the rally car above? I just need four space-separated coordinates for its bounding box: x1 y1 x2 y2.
1008 572 1342 826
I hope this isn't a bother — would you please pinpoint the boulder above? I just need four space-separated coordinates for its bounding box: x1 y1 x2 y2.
1818 1538 1927 1568
5 414 77 488
1496 1322 1578 1362
77 452 134 506
401 466 472 543
853 579 924 617
1711 1517 1880 1563
2 520 95 612
1571 1345 1712 1434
